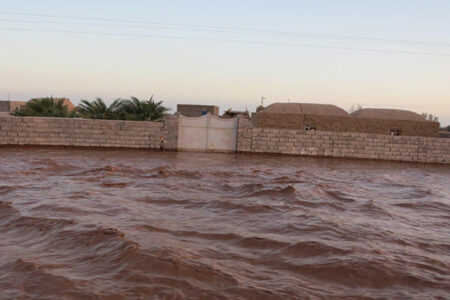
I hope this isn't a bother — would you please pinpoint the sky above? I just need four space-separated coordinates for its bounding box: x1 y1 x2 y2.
1 0 449 125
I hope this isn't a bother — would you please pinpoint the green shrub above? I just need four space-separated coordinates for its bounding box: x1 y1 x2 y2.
11 97 70 118
76 98 123 119
120 96 169 121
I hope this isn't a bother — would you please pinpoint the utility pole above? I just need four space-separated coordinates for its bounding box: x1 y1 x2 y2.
256 97 266 113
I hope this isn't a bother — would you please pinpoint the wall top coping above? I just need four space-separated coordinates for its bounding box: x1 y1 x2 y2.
0 116 164 125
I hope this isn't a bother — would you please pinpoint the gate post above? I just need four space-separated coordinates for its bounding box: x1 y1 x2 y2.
162 114 180 151
205 113 211 151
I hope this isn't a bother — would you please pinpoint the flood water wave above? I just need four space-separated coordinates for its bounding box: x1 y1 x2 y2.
0 148 449 299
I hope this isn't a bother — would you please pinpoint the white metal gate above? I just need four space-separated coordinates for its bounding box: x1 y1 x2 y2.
178 114 237 152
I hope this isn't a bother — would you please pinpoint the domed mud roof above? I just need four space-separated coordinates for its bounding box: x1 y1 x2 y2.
61 99 75 112
351 108 425 121
263 103 349 116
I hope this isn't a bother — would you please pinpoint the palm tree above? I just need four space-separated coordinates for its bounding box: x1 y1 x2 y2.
77 98 123 119
120 96 169 121
11 97 70 117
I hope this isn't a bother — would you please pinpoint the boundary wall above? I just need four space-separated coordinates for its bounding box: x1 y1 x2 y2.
238 118 450 164
0 116 177 150
1 115 449 164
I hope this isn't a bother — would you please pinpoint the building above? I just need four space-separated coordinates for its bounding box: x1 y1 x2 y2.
350 108 438 137
0 100 27 114
350 108 425 121
252 102 439 137
252 102 349 131
59 98 75 112
177 104 219 117
262 103 349 116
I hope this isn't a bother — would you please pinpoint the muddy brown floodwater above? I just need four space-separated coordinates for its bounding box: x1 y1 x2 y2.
0 147 449 300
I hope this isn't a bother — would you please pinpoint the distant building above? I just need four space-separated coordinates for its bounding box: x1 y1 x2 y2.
350 108 425 121
0 100 27 113
252 102 439 137
252 102 349 131
177 104 219 117
350 108 436 136
262 103 349 116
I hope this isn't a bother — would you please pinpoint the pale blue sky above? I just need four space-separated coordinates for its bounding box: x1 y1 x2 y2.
1 1 449 125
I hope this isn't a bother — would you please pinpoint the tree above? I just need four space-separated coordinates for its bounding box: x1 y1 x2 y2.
11 97 70 117
349 104 363 113
76 98 123 119
120 96 169 121
421 113 439 122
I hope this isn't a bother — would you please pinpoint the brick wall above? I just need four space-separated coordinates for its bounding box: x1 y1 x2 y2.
0 116 164 149
1 115 448 164
252 112 439 137
238 117 450 164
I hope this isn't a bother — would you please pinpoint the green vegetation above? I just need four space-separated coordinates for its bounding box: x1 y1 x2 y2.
348 103 363 113
11 96 170 121
11 97 71 118
77 98 123 120
120 96 169 121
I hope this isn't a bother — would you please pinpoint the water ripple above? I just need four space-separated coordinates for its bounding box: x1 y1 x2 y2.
0 147 449 299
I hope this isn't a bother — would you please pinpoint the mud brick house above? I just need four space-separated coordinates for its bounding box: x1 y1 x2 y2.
350 108 439 137
251 102 349 131
0 100 27 114
252 103 439 137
